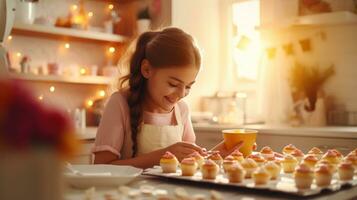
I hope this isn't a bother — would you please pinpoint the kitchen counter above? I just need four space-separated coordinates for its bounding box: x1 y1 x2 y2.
65 175 357 200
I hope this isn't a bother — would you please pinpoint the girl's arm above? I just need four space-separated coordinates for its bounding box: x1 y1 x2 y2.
94 141 204 169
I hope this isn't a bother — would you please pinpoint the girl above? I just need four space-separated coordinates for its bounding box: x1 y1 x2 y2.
93 27 241 169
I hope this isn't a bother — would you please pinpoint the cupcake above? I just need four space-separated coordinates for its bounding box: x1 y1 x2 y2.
226 163 245 183
223 155 238 173
338 161 354 181
160 151 179 173
307 147 324 160
315 164 333 187
260 146 275 160
294 163 314 189
181 157 198 176
264 161 281 180
201 159 219 180
188 151 205 169
252 167 271 185
281 154 298 173
331 149 344 162
247 153 266 166
282 144 297 155
208 152 223 167
321 150 340 166
291 149 305 163
302 155 319 169
316 160 336 173
241 158 258 178
230 149 244 163
344 154 357 171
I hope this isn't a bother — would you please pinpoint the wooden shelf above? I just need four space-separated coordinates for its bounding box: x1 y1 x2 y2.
11 73 114 85
257 11 357 30
12 23 127 43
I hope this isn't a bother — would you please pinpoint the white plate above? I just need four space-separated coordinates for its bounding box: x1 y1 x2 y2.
65 164 142 188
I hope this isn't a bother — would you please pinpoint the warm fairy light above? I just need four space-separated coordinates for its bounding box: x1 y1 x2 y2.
236 92 247 99
49 86 55 93
16 52 22 57
71 4 78 11
38 95 44 101
108 47 116 53
80 67 87 75
88 12 93 18
65 43 70 49
7 35 12 40
98 90 106 97
87 100 94 107
108 4 114 10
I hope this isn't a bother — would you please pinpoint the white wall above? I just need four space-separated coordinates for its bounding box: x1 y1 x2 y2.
171 0 221 111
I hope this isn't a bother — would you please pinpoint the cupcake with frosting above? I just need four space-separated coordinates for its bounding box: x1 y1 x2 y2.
208 152 223 167
321 150 340 166
302 155 319 169
315 164 333 187
260 146 275 160
281 154 298 173
316 160 336 173
201 159 219 180
247 153 266 166
344 154 357 171
160 151 179 173
331 149 344 162
226 163 246 183
181 157 198 176
294 163 314 189
307 147 324 160
264 161 281 180
252 167 271 185
223 155 238 173
230 149 244 163
188 151 205 169
291 149 305 163
338 161 354 181
282 144 297 155
241 158 258 178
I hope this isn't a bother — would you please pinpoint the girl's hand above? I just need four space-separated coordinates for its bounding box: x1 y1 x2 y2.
210 140 244 158
164 142 204 161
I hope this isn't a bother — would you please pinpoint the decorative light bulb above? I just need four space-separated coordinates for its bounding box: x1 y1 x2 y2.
108 47 115 53
71 4 78 11
7 35 12 40
65 43 70 49
88 12 93 18
108 4 114 10
87 100 94 107
98 90 106 97
38 95 44 101
80 68 86 75
16 52 22 57
49 86 55 93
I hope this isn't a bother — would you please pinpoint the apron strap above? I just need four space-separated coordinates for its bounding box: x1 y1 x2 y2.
174 104 182 125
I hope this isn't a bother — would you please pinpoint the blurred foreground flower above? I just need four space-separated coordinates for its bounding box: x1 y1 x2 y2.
0 80 78 158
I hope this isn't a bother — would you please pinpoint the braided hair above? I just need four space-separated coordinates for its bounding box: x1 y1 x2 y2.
119 27 201 157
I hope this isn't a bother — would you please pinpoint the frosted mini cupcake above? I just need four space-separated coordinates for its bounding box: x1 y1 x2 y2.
307 147 324 160
201 159 219 180
260 146 275 160
181 157 198 176
247 153 266 166
315 164 333 187
282 154 298 173
230 149 244 163
252 167 271 185
282 144 297 155
160 151 179 173
338 161 354 181
294 163 314 189
302 155 319 169
291 149 305 163
188 151 205 169
344 154 357 171
208 152 223 167
264 161 281 180
241 158 258 178
223 155 238 173
226 163 245 183
321 150 340 166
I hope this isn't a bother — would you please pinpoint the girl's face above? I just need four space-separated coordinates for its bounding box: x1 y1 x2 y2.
142 64 199 113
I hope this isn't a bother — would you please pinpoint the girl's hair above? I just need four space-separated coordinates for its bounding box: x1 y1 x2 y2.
119 27 201 157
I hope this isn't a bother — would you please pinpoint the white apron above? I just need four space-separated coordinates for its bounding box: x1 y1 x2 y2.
136 105 184 156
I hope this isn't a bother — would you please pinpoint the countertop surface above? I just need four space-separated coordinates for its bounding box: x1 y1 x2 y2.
77 125 357 140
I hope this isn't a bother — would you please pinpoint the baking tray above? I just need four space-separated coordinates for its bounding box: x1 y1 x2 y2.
143 166 357 197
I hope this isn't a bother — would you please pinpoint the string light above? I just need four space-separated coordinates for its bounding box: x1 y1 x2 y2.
108 4 114 10
49 86 55 93
16 52 22 57
98 90 106 97
65 43 70 49
38 95 44 101
80 67 87 75
87 100 94 107
7 35 12 40
71 4 78 12
88 12 93 18
108 47 116 53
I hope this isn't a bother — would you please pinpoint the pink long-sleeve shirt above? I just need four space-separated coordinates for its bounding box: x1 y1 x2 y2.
92 91 196 159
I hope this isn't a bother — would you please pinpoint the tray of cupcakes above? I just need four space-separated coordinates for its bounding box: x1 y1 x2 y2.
143 145 357 197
